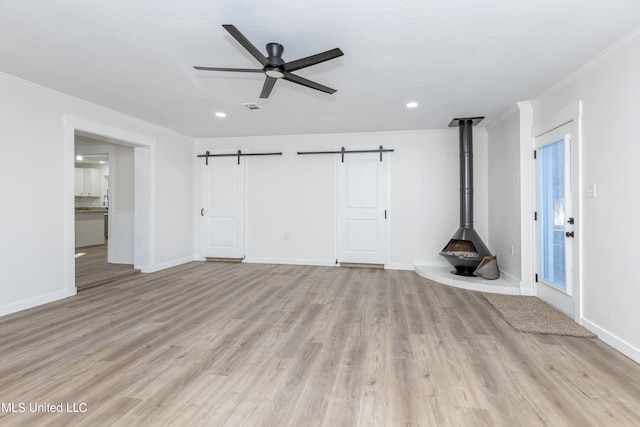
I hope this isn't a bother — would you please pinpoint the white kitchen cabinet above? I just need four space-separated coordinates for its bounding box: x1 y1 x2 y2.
74 168 101 197
74 168 84 196
75 212 105 247
87 168 100 196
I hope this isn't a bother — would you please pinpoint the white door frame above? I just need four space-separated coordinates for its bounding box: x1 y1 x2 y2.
64 116 156 291
531 102 582 321
534 123 575 316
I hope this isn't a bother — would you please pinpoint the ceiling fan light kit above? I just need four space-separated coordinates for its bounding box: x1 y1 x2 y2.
264 68 285 79
194 25 343 99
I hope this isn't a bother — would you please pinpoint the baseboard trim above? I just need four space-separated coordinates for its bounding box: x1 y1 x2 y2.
340 262 384 269
243 257 337 267
498 269 533 294
580 318 640 365
498 269 519 286
0 288 76 318
138 255 197 273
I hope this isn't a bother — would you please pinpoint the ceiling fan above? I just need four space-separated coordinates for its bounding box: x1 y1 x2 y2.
194 24 344 99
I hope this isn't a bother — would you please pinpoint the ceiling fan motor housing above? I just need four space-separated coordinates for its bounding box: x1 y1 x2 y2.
265 43 285 77
266 43 285 63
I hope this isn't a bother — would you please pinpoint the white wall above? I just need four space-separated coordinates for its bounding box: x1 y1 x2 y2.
485 34 640 362
531 35 640 360
154 130 196 267
487 111 522 282
195 128 490 269
108 145 135 264
0 73 194 316
111 145 135 211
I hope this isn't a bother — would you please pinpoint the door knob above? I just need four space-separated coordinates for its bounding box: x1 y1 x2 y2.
565 231 575 238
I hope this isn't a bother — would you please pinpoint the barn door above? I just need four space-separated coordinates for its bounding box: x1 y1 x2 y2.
200 155 245 259
336 149 389 265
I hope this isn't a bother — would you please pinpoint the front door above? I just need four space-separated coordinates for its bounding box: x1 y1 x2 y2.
336 149 389 265
200 155 245 259
535 122 577 317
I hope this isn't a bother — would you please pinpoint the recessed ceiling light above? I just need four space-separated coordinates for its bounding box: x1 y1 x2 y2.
215 112 227 118
406 102 418 108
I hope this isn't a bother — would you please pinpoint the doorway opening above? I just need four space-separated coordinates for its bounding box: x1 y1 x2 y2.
74 138 139 289
64 116 155 292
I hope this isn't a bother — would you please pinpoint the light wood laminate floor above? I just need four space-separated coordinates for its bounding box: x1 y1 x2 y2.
1 262 639 426
75 244 139 290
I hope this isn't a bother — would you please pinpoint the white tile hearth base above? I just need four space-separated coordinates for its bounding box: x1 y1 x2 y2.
414 264 521 295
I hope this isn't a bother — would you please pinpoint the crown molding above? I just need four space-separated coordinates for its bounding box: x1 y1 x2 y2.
485 104 519 131
533 25 640 106
0 71 188 139
487 25 640 132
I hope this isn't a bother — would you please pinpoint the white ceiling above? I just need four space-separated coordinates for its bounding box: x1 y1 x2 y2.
2 1 640 138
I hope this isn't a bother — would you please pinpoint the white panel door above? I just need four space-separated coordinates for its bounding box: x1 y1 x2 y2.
337 150 389 264
201 156 245 259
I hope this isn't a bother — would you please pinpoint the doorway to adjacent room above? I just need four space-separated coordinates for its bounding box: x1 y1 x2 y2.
74 135 138 289
64 116 155 292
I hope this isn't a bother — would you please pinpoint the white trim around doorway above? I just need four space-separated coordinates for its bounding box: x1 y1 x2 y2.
531 101 583 322
64 116 157 290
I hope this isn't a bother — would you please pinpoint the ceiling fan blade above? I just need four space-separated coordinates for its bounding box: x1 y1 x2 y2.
285 48 344 72
260 77 278 98
193 66 263 73
283 72 337 94
222 24 269 66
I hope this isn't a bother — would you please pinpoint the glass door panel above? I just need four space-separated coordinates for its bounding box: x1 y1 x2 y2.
538 139 566 291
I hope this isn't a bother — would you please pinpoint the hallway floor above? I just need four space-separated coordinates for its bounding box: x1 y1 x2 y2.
75 244 139 290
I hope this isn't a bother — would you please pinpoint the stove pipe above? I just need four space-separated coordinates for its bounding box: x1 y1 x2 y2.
439 117 492 276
